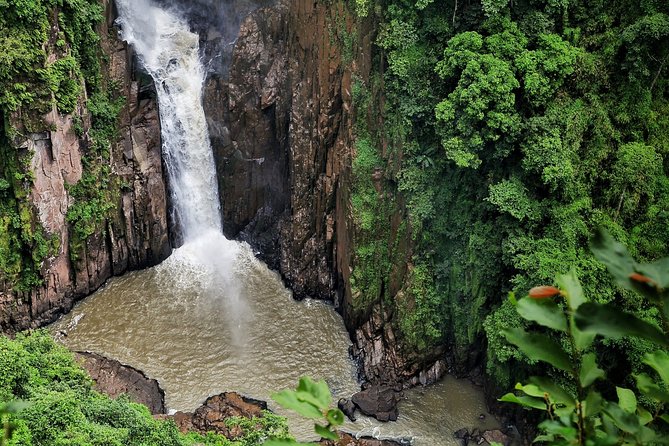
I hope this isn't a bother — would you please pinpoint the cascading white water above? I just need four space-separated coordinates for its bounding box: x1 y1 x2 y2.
115 0 221 240
115 0 250 337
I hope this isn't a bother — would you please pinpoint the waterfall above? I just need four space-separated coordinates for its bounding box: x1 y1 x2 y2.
115 0 251 339
115 0 221 241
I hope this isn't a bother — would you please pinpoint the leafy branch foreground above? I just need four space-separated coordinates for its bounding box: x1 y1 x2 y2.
265 377 345 446
502 230 669 445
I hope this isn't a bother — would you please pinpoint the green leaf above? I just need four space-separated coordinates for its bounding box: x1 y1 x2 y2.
314 424 338 440
271 389 323 419
528 376 576 406
326 409 344 426
574 303 669 348
516 298 568 332
616 387 637 413
584 390 603 417
660 414 669 425
634 373 669 403
533 434 556 442
637 406 653 426
590 229 637 288
602 402 640 434
590 229 667 301
556 269 586 311
295 377 332 411
635 257 669 290
579 353 605 388
643 350 669 385
508 291 517 306
514 382 545 398
570 317 596 351
538 420 578 439
501 327 574 372
499 392 547 410
638 425 669 444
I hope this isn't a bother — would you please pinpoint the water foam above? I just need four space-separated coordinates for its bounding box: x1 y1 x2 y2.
115 0 252 338
115 0 221 241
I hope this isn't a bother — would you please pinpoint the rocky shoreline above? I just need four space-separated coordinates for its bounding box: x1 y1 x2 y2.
76 350 515 446
78 350 414 445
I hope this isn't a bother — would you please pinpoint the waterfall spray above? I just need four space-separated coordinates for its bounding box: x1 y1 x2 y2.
115 0 250 339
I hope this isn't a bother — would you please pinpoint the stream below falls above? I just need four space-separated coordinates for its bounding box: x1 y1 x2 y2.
50 233 498 445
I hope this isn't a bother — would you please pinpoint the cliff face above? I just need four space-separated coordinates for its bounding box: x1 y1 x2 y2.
0 1 170 331
207 0 355 302
203 0 445 386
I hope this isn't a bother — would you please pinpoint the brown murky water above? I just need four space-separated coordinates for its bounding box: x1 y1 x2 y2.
50 235 498 444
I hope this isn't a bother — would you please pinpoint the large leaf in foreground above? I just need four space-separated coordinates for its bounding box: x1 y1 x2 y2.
643 351 669 385
635 373 669 403
557 269 586 311
502 327 573 372
271 389 323 419
579 353 605 388
295 376 332 411
574 303 669 348
517 298 567 332
499 392 547 410
590 229 637 289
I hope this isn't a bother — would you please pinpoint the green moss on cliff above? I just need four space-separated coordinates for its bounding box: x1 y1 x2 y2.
0 124 59 292
0 0 120 291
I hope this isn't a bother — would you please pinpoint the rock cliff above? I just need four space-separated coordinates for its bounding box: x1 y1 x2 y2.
206 0 357 301
0 0 446 389
202 0 445 386
0 0 170 331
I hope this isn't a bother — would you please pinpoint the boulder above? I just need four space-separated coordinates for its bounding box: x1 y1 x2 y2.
454 427 470 446
483 429 511 446
351 386 401 422
168 392 267 440
338 397 357 421
319 431 404 445
75 351 165 414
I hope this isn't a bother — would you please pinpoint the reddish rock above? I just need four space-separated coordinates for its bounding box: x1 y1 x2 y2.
0 0 169 333
483 429 511 446
320 432 403 446
167 392 268 440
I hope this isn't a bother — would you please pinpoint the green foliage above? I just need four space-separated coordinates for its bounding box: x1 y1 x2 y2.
0 134 59 291
500 232 669 445
397 262 446 352
486 177 540 222
0 331 288 446
0 0 102 112
435 30 521 168
268 377 345 445
65 84 125 258
351 0 669 385
0 0 114 291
